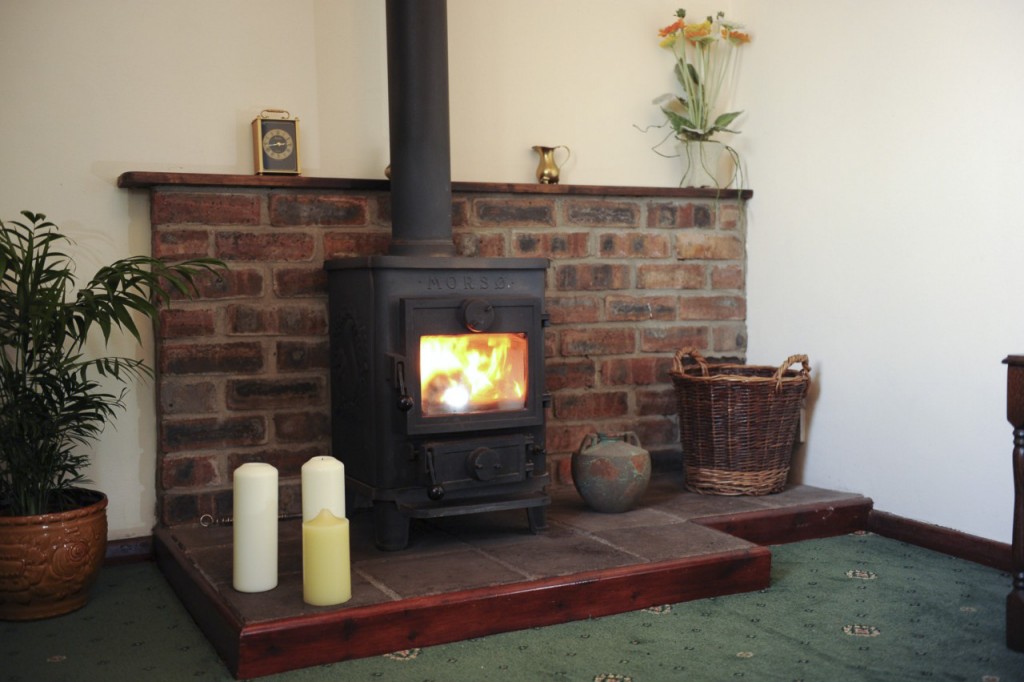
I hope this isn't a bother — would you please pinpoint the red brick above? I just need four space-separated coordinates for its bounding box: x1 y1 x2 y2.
563 199 640 227
269 194 368 226
161 416 266 453
675 233 744 260
636 387 677 416
161 455 219 489
605 295 676 322
600 357 674 386
276 340 330 372
554 264 630 291
647 202 713 228
226 377 324 409
227 446 326 478
160 342 264 375
453 231 507 258
640 326 708 353
712 324 748 353
158 308 215 338
159 492 200 525
679 295 746 321
153 229 211 259
560 328 636 356
719 203 743 229
473 198 556 226
152 192 260 226
274 411 330 443
598 233 669 258
545 360 596 391
451 198 469 227
278 306 327 336
544 423 595 455
511 232 590 259
629 416 679 452
226 305 327 336
323 231 390 257
160 380 219 415
545 296 602 325
636 264 706 290
711 264 744 290
550 454 574 486
168 268 263 300
553 391 629 420
215 232 315 261
274 267 328 297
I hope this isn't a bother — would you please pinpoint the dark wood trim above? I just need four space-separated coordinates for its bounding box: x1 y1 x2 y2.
235 548 770 679
104 535 154 565
867 509 1011 572
116 170 753 200
696 497 872 545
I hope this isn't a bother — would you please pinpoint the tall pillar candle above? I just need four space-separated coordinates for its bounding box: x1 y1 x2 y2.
302 509 352 606
301 455 345 522
232 462 278 593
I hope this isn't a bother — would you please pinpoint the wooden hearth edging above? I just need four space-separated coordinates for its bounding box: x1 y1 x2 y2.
154 494 872 679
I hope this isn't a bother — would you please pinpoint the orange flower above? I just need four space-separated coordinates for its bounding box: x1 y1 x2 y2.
727 29 751 44
658 19 684 37
683 20 712 42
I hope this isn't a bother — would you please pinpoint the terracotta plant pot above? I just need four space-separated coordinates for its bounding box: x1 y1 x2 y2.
0 489 108 620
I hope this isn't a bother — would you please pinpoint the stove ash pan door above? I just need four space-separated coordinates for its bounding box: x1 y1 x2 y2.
400 296 546 436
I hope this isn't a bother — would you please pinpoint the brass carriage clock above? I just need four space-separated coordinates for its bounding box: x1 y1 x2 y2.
252 109 300 175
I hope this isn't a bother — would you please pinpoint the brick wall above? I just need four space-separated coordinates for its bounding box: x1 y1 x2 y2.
142 178 748 526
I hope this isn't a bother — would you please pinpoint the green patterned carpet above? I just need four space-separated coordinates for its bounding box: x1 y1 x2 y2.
3 532 1023 681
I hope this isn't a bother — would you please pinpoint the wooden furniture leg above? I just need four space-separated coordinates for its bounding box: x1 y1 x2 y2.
1003 355 1024 651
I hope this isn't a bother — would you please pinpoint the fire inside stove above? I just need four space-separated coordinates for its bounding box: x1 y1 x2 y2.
420 333 528 416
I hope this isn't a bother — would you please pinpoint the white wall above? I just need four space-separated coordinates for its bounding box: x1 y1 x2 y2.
2 0 1021 543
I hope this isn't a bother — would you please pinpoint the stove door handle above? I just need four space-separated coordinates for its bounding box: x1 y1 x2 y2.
395 360 415 412
424 447 445 500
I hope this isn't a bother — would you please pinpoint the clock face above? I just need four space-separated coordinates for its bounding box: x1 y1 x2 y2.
262 128 295 160
252 115 300 174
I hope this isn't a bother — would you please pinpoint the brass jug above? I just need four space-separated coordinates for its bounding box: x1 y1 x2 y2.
531 145 571 184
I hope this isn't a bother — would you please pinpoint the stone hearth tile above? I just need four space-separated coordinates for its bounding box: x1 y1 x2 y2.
347 512 472 562
548 501 682 533
426 507 576 544
222 568 391 623
651 491 771 521
737 485 868 509
477 533 641 579
593 521 754 562
356 548 531 598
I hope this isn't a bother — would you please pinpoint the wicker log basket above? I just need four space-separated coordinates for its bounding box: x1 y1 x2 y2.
670 348 811 496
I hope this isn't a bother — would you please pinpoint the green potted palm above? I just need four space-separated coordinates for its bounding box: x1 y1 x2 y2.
0 210 223 620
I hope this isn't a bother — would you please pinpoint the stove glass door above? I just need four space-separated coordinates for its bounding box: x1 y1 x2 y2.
419 332 528 416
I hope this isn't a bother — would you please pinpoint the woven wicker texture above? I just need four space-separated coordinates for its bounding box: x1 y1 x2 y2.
671 348 810 496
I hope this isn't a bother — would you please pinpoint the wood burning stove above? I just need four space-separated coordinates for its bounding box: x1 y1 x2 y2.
325 257 550 550
324 0 549 550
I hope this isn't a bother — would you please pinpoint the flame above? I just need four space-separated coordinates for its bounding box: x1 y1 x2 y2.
420 333 528 415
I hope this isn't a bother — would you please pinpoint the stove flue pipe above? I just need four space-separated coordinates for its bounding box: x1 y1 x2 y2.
385 0 456 257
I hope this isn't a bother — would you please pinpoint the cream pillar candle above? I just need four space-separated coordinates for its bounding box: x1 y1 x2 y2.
301 455 345 522
232 462 278 593
302 509 352 606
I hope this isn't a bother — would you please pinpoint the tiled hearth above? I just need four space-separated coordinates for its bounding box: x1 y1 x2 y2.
155 474 871 678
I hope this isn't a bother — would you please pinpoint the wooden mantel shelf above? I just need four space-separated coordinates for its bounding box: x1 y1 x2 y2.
117 171 753 200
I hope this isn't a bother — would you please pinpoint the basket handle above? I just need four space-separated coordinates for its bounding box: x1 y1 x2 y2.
672 347 710 377
772 354 810 391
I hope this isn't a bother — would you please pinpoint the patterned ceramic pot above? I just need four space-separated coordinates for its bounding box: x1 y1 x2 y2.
0 489 108 620
572 432 651 513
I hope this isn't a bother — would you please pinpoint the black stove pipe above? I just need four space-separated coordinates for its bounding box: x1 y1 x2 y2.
385 0 455 257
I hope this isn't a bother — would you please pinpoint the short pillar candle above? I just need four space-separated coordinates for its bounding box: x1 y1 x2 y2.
301 455 346 522
302 509 352 606
232 462 279 593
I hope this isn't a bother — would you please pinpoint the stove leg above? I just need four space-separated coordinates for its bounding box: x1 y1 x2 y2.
373 501 410 551
526 506 548 533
